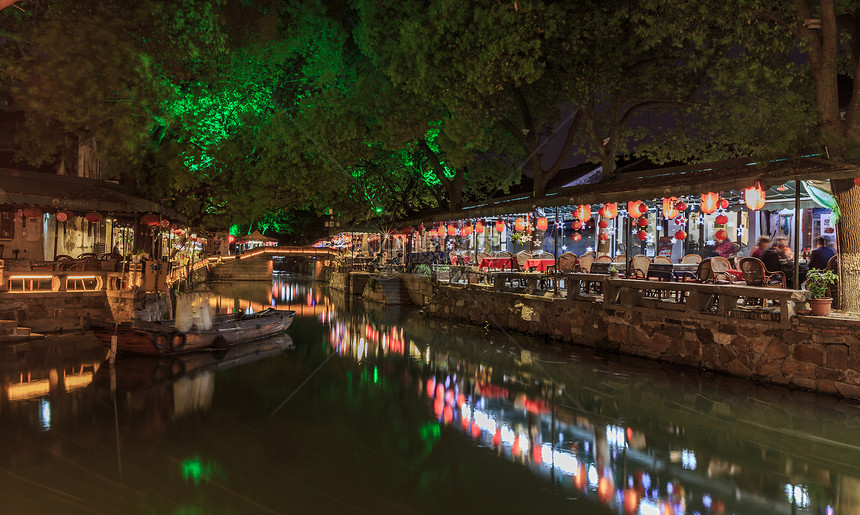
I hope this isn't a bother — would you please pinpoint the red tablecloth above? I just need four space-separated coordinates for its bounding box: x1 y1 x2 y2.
727 269 743 281
524 259 556 272
479 257 514 269
451 256 472 265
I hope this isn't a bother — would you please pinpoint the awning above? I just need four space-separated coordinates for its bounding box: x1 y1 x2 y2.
238 230 277 242
0 167 186 222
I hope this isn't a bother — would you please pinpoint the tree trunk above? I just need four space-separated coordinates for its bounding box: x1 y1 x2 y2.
831 178 860 312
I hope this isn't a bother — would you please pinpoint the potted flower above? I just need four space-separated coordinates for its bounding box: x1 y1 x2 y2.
608 265 619 278
805 268 838 316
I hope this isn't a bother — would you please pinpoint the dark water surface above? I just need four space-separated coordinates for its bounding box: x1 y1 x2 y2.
2 275 860 514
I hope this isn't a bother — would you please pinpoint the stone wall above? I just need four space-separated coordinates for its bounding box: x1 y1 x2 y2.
208 255 272 281
397 275 860 400
0 291 136 333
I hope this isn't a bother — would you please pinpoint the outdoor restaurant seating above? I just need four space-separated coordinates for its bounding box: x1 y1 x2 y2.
653 255 672 264
681 254 702 264
739 257 785 288
596 255 613 263
630 255 651 278
614 255 626 263
557 252 578 272
578 255 594 273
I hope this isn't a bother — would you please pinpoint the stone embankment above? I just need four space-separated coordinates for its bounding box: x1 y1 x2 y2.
332 270 860 400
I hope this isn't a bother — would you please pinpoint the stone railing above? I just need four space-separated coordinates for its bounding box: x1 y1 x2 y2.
566 274 808 327
2 270 126 293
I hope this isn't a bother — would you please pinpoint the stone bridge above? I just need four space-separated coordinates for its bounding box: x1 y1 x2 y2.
207 246 339 281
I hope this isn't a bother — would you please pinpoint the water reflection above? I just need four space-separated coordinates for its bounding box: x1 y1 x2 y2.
1 275 858 512
208 275 859 514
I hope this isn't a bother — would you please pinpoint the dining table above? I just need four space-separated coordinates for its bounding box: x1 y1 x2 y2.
479 257 515 270
523 258 556 272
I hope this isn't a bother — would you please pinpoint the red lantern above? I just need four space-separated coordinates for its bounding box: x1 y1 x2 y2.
160 219 170 228
514 217 525 231
718 198 730 210
675 201 687 212
700 192 719 214
536 217 548 231
601 202 618 219
744 182 766 210
495 220 505 233
140 213 159 226
637 217 649 227
447 224 456 236
637 230 648 240
598 219 608 229
438 224 446 235
598 232 609 240
855 177 860 187
675 230 687 240
474 221 484 233
571 220 583 230
56 210 73 222
715 214 729 225
428 230 438 237
574 204 591 220
572 233 582 242
662 197 679 219
715 229 728 240
598 476 614 504
85 211 103 223
462 225 473 236
22 206 42 218
627 201 641 218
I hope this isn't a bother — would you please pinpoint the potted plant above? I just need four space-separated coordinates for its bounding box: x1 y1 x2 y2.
131 250 149 263
805 268 838 316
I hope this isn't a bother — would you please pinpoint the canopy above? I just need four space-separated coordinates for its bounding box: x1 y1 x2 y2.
238 230 277 243
0 167 186 221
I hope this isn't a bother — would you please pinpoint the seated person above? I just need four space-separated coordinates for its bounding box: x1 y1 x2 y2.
716 239 735 258
761 242 782 273
808 236 835 270
774 237 793 260
751 236 770 259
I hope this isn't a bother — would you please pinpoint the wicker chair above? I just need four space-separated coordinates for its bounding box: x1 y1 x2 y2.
614 255 627 263
557 252 578 272
711 256 736 282
739 257 785 288
515 250 531 270
596 254 613 263
696 258 733 284
630 255 651 278
681 254 702 264
578 255 594 273
534 250 553 260
653 255 672 264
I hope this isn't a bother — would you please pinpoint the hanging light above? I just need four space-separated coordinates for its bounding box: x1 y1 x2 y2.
574 204 591 220
637 217 649 227
474 221 484 233
536 217 548 231
447 224 456 236
598 232 609 240
514 217 526 231
572 233 582 242
700 192 719 214
662 197 679 219
718 198 730 210
571 220 583 230
495 220 505 233
675 200 687 212
85 211 103 223
428 230 438 237
627 200 646 218
601 202 618 219
715 214 729 225
744 182 766 210
56 210 74 222
637 230 648 241
675 230 687 240
22 206 42 218
462 224 473 236
437 224 446 235
598 219 608 229
715 229 728 240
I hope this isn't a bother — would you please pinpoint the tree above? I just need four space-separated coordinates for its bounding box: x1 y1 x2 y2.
743 0 860 311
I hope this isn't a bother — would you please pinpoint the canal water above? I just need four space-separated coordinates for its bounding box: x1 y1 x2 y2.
1 275 859 513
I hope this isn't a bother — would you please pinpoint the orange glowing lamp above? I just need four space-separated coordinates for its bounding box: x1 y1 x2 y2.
744 182 766 210
462 225 473 236
700 192 719 214
447 224 456 236
495 220 505 233
601 202 618 219
514 217 526 231
536 217 548 231
574 204 592 220
474 221 484 232
663 197 679 219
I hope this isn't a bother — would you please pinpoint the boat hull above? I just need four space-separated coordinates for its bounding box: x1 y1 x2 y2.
90 308 296 356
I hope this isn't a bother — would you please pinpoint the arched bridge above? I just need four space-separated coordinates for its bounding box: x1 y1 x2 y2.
208 246 339 281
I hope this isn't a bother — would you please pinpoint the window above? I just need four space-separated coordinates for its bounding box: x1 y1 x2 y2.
0 211 13 239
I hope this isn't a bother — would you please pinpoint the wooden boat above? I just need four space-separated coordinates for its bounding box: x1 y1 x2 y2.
89 307 296 356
